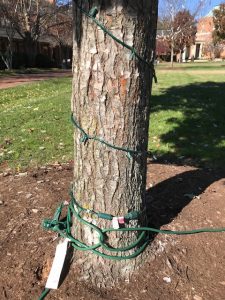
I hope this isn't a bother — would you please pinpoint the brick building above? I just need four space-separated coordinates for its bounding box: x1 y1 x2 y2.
156 6 225 62
186 6 225 60
194 15 214 58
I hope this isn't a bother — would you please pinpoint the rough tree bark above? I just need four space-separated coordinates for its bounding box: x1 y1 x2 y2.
71 0 158 287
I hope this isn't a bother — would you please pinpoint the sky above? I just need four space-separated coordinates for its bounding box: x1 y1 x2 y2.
159 0 223 17
187 0 222 15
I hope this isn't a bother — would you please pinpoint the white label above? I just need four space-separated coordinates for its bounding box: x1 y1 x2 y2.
45 239 69 290
112 217 120 229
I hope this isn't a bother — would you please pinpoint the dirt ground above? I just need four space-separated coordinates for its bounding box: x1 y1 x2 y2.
0 71 72 89
0 162 225 300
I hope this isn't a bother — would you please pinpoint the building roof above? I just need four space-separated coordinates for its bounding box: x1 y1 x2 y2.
0 27 22 40
0 27 52 44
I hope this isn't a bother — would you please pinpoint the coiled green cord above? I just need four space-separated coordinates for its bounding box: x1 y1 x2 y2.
39 193 225 300
42 191 225 262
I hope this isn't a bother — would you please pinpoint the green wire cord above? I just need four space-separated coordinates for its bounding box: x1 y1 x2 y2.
71 113 154 159
39 3 225 299
73 0 157 83
40 192 225 300
38 288 50 300
72 0 158 159
42 191 225 262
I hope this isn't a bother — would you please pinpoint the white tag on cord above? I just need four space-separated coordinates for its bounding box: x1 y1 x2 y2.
112 217 120 229
45 238 69 290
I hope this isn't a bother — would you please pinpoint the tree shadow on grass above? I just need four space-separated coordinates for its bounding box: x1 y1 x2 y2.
150 81 225 168
145 167 225 229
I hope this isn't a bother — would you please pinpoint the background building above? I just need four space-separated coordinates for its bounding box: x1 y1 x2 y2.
0 0 72 69
157 6 225 62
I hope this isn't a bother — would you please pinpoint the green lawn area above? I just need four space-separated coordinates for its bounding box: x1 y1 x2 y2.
0 78 73 171
0 62 225 171
150 62 225 167
157 61 225 70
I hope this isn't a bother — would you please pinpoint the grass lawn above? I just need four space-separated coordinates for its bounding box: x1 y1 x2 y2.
150 62 225 167
157 61 225 70
0 61 225 171
0 78 73 171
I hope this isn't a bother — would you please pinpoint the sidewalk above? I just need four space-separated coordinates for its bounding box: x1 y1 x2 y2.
0 70 72 89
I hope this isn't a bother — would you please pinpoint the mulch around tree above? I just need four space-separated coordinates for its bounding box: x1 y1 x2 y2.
0 162 225 300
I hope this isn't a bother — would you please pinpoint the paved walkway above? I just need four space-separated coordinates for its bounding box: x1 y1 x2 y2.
0 70 72 89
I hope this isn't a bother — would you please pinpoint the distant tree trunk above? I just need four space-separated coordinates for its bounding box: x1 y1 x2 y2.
179 49 183 63
24 33 37 67
171 38 174 67
0 41 13 70
71 0 158 287
1 22 14 70
58 44 63 68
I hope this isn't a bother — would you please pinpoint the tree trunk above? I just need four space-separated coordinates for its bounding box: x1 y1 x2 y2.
179 49 182 63
58 44 63 68
24 33 37 67
170 40 174 67
71 0 158 287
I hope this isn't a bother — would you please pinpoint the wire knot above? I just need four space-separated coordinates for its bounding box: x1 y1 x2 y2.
126 152 133 160
89 6 98 18
80 134 89 144
130 49 136 60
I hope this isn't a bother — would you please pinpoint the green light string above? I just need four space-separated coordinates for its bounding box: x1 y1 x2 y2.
73 0 157 83
40 192 225 300
42 190 225 261
39 3 225 299
38 288 50 300
71 113 153 159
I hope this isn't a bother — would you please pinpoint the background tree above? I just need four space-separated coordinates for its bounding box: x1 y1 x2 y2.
0 0 73 67
160 0 206 66
0 1 16 70
173 10 197 63
202 41 224 60
48 1 72 67
0 0 56 67
213 3 225 44
72 0 158 287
